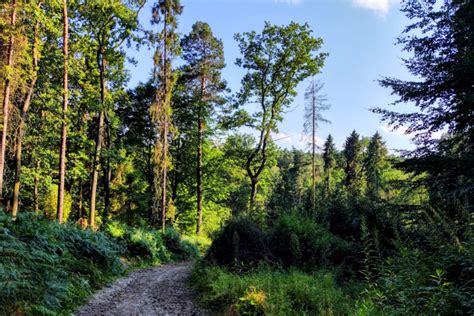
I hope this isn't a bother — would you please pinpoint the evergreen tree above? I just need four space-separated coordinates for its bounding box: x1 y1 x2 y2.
322 134 336 195
364 132 387 199
303 79 330 212
373 0 473 230
151 0 183 230
343 130 362 190
180 21 227 234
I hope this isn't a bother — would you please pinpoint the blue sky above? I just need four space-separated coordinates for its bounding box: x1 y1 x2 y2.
126 0 418 152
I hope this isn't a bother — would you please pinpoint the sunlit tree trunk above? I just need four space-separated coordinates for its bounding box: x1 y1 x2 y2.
12 21 40 218
57 0 68 223
0 0 17 206
90 44 107 229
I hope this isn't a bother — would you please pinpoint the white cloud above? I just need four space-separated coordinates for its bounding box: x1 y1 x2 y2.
273 131 324 150
352 0 398 16
274 0 301 5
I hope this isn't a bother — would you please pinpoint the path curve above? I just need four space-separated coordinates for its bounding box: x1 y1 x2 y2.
75 262 205 316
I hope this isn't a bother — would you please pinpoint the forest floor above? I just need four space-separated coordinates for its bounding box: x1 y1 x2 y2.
74 262 206 316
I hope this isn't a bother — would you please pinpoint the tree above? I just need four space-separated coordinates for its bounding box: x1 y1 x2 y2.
373 0 473 231
181 21 226 234
76 0 145 228
56 0 68 223
322 134 336 195
0 0 17 205
374 0 473 151
11 1 43 218
343 130 362 189
303 79 330 212
365 132 387 199
234 22 327 208
151 0 183 230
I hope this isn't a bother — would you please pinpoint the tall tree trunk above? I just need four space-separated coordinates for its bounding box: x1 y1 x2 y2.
161 121 168 232
147 144 154 223
0 0 17 206
34 160 39 214
103 118 111 223
196 114 203 234
311 93 316 216
160 10 168 232
90 45 107 229
90 110 104 229
57 0 68 224
196 76 205 234
12 21 40 218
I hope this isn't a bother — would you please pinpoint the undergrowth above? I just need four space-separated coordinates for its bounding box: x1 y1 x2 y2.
190 263 354 315
0 211 199 315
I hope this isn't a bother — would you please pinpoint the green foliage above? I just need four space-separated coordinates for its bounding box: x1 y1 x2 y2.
104 221 199 263
0 211 123 315
205 217 272 269
191 264 354 315
357 242 474 315
43 183 73 221
271 213 350 271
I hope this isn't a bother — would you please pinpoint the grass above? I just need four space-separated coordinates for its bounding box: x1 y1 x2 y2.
190 263 355 315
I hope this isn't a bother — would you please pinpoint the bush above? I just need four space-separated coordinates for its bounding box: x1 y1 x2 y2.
356 243 474 315
270 213 351 271
190 263 354 315
163 227 200 260
104 221 199 263
205 217 273 269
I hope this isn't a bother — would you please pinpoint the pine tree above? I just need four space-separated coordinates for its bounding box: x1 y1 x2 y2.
181 21 226 234
343 130 362 190
151 0 183 230
322 134 336 196
365 132 387 199
303 79 330 213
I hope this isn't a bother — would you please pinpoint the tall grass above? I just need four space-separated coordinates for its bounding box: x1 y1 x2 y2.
190 263 354 315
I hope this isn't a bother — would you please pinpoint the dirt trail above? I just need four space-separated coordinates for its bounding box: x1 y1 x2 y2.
74 262 206 316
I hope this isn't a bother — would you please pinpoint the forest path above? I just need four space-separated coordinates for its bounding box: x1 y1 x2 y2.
74 262 205 316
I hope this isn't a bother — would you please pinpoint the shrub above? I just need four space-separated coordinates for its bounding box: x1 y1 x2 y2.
191 263 354 315
270 213 351 271
356 243 474 315
205 217 272 269
163 227 200 260
104 222 199 263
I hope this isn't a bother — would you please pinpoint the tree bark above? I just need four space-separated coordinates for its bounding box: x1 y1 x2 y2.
90 44 107 229
57 0 68 224
161 121 168 232
90 110 104 229
196 76 205 235
103 117 112 223
0 0 17 206
160 9 168 232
